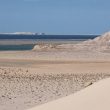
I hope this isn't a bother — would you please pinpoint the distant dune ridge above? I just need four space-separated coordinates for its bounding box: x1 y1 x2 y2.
33 32 110 52
74 31 110 52
28 78 110 110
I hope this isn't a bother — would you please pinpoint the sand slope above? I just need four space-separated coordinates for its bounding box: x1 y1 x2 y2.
28 78 110 110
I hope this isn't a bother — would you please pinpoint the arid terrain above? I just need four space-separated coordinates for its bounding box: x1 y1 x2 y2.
0 32 110 110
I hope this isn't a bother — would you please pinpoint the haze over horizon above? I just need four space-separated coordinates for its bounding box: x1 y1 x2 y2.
0 0 110 35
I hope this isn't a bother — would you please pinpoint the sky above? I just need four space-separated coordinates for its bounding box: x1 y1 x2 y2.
0 0 110 35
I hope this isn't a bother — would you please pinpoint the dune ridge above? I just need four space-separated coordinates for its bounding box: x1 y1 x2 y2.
28 77 110 110
33 32 110 52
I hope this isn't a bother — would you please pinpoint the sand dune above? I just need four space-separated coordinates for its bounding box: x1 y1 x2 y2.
74 31 110 52
33 32 110 52
28 78 110 110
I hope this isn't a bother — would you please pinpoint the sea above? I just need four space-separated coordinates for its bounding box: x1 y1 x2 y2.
0 35 98 51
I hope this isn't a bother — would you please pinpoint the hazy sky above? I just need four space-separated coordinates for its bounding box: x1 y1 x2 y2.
0 0 110 34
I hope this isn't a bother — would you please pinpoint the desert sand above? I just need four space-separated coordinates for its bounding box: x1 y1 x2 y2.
0 32 110 110
0 67 110 110
28 78 110 110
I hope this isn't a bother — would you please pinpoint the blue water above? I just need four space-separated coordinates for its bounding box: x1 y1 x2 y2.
0 34 98 39
0 35 98 51
0 44 35 51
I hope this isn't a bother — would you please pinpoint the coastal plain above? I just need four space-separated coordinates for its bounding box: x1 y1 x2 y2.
0 49 110 110
0 32 110 110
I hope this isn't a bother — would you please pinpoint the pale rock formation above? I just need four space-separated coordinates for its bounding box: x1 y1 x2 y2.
33 32 110 52
33 43 57 51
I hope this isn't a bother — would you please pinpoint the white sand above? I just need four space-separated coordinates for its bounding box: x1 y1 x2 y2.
28 78 110 110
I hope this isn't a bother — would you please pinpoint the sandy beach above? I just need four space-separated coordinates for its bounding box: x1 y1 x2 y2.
0 66 110 110
0 50 110 110
0 32 110 110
